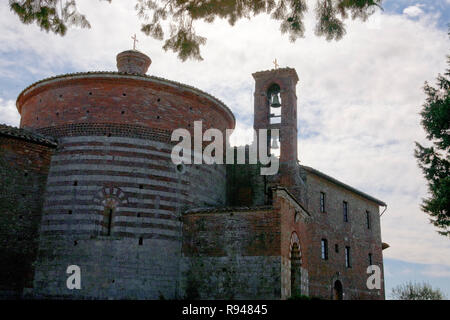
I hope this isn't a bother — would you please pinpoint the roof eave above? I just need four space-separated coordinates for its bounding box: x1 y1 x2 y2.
301 165 386 207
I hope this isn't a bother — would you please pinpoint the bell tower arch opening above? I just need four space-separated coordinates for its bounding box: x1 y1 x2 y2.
267 83 281 157
267 83 282 125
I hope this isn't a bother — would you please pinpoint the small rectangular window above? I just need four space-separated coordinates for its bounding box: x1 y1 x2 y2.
320 192 326 213
366 211 371 229
335 244 339 253
104 208 114 236
368 253 373 265
345 246 351 268
343 201 349 222
321 239 328 260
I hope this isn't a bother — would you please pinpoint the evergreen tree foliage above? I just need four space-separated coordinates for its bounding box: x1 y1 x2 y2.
415 45 450 237
9 0 382 61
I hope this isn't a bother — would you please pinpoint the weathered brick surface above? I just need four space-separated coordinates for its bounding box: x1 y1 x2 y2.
252 68 299 186
226 161 266 207
275 189 311 299
33 237 181 299
0 54 386 300
31 130 226 299
11 54 234 299
300 172 385 300
0 135 54 297
181 208 281 299
17 74 234 134
116 50 151 74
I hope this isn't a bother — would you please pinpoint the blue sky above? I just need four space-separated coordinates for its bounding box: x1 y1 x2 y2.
0 1 449 299
385 258 450 298
384 0 450 29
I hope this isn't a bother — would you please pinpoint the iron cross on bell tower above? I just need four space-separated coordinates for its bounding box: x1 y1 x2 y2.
131 34 139 50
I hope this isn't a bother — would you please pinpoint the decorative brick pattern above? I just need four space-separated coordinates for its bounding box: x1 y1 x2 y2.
17 73 234 133
0 53 386 300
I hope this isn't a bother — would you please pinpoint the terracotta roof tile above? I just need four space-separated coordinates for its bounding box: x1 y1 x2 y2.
0 124 57 147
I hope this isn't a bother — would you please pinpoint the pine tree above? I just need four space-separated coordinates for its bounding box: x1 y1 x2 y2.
9 0 383 61
414 41 450 237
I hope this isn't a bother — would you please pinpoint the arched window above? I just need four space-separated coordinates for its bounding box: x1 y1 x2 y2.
290 242 301 297
93 187 128 236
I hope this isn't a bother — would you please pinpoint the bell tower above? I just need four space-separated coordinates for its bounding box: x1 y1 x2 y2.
252 67 299 185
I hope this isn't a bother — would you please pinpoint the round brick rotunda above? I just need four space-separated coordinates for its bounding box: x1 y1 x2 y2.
16 50 235 299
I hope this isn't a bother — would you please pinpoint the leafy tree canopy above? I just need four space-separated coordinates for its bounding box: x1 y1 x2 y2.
414 43 450 237
391 282 446 300
9 0 383 61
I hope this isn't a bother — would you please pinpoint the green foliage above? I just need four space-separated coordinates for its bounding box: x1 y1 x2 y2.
9 0 95 35
391 282 446 300
10 0 383 61
414 41 450 237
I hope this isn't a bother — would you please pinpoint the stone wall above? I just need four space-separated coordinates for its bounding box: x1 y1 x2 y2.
32 124 227 299
0 135 54 298
15 67 235 299
181 208 281 299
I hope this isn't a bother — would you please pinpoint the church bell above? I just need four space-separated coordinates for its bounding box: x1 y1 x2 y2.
270 93 281 108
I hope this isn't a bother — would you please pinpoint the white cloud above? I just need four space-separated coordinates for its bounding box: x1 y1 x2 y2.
0 98 20 126
403 4 425 18
228 122 254 147
0 1 449 271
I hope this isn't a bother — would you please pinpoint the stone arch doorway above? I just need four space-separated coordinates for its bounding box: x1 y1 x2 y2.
333 280 343 300
289 232 302 297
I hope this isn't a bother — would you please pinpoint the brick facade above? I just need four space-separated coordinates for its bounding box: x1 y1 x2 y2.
0 50 386 299
0 130 55 298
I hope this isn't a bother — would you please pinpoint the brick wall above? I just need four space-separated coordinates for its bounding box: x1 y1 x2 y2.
302 172 385 300
181 208 281 299
226 160 266 207
17 74 234 134
32 125 227 299
0 135 54 297
14 70 235 299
